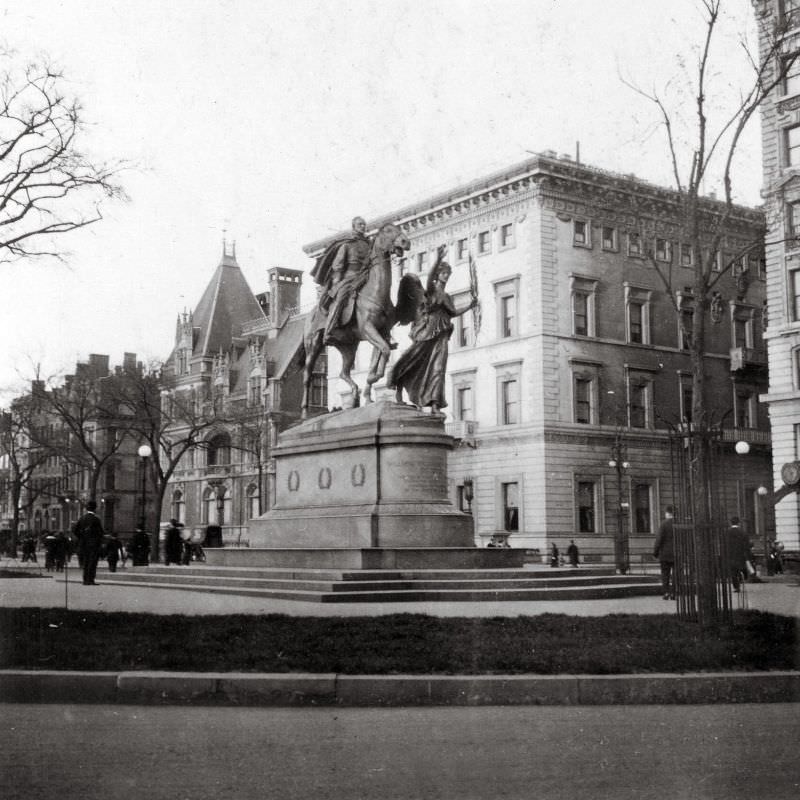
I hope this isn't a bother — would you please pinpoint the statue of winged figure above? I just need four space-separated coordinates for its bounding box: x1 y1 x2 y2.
388 245 478 414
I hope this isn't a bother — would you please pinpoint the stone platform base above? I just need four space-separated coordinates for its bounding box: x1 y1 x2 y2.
205 547 524 570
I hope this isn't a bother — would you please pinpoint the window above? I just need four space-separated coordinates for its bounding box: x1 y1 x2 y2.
573 219 590 247
601 226 618 251
654 238 672 263
782 0 800 30
573 291 590 336
576 479 597 533
679 243 694 267
478 230 491 254
500 223 514 249
792 270 800 322
570 276 598 337
574 378 592 423
202 488 215 524
784 55 800 96
246 484 260 519
495 362 521 425
734 386 756 429
456 311 473 348
677 292 694 349
398 257 407 276
625 285 652 345
731 306 753 349
633 483 653 534
310 373 327 407
493 277 520 339
628 232 642 257
456 238 468 262
789 202 800 243
628 302 644 343
500 294 516 338
248 374 262 407
680 378 693 423
207 433 231 466
456 385 473 421
628 377 652 429
500 378 519 424
748 251 766 279
416 251 428 272
456 484 469 513
105 462 116 491
502 482 519 532
786 124 800 167
171 490 185 524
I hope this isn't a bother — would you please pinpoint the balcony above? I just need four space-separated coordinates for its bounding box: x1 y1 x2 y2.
446 420 478 447
720 428 771 446
203 464 232 479
729 347 766 372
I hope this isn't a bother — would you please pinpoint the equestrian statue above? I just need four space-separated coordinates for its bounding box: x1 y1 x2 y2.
300 217 410 417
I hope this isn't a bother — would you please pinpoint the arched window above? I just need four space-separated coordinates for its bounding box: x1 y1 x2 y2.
171 490 185 524
202 488 215 524
207 433 231 466
33 510 42 534
246 484 260 519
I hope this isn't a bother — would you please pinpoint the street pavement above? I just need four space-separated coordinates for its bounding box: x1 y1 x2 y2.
2 703 799 800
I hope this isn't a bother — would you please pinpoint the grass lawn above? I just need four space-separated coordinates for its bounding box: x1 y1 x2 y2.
0 607 797 674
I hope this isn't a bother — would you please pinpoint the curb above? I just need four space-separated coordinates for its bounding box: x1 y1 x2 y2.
1 670 799 706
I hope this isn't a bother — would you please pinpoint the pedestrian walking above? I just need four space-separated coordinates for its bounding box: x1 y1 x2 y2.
128 527 150 566
726 517 749 592
72 500 105 585
164 519 183 565
105 532 124 573
550 542 560 568
567 539 580 567
53 531 68 572
653 506 676 600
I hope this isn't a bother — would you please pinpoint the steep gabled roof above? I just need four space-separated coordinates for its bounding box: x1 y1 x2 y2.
191 249 265 357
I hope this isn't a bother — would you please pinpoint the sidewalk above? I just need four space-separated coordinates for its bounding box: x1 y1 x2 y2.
2 564 798 707
1 562 798 618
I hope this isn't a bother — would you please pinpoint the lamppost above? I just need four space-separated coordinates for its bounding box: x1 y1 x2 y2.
137 444 152 557
608 435 630 574
757 485 769 576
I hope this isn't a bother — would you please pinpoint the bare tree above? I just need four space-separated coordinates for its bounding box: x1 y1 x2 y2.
115 365 224 561
0 54 126 263
620 1 797 624
0 399 53 554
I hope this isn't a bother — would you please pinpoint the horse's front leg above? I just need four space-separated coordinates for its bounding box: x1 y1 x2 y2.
339 343 360 408
361 319 391 403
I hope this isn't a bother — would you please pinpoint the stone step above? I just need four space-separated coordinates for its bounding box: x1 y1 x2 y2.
58 573 662 603
67 577 663 603
93 570 658 593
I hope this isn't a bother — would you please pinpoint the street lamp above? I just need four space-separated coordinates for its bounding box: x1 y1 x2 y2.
609 436 630 574
137 443 152 532
757 485 769 577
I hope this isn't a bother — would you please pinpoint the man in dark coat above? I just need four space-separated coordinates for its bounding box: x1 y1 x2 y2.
72 500 105 585
164 519 183 565
653 506 676 600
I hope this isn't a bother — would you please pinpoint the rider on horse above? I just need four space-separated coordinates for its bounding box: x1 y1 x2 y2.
310 216 372 344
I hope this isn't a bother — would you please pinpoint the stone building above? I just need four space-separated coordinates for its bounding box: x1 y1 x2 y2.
159 244 326 545
304 153 772 563
755 0 800 551
0 353 149 541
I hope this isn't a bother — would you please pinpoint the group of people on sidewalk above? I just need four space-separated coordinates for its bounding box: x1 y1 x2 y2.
653 506 763 600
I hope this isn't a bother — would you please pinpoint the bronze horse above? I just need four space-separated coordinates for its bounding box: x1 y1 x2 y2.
301 222 410 417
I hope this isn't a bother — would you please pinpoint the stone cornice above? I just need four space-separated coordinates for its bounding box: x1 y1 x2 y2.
304 154 764 257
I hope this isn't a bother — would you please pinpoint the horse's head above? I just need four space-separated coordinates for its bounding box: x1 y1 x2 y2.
373 222 410 259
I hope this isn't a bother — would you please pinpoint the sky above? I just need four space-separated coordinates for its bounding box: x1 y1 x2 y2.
0 0 764 403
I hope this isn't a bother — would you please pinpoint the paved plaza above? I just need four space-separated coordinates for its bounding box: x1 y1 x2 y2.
1 559 798 618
